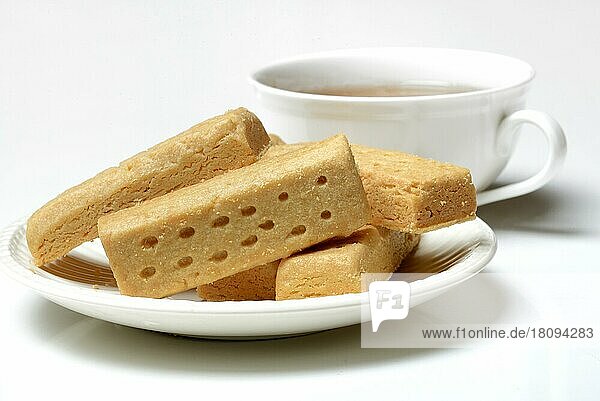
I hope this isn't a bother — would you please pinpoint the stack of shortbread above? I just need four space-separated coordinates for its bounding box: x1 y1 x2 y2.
27 108 476 300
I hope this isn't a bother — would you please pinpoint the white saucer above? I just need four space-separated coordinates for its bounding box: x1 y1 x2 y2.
0 217 496 339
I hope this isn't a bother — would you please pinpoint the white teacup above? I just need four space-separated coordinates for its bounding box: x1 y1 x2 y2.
249 47 566 205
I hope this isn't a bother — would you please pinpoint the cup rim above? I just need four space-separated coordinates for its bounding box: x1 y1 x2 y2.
249 47 535 103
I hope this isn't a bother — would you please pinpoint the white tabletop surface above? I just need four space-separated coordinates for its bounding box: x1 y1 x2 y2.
1 1 599 400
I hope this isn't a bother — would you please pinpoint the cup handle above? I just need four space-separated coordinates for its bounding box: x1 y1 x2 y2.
477 110 567 206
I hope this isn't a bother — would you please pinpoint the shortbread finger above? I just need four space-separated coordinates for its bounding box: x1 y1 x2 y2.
197 261 279 301
276 226 420 300
351 144 476 232
26 108 270 266
264 143 477 233
98 134 371 298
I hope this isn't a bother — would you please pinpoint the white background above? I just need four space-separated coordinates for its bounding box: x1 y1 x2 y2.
1 1 599 400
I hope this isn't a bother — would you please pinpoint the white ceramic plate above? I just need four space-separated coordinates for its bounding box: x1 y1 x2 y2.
0 217 496 339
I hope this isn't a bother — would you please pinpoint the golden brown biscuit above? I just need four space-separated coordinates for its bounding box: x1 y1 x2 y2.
27 108 270 266
98 134 371 298
197 260 279 301
264 143 477 233
352 144 476 232
276 226 419 300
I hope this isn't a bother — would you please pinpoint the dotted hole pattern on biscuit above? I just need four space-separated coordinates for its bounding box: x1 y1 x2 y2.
139 266 156 278
139 175 333 269
141 236 158 249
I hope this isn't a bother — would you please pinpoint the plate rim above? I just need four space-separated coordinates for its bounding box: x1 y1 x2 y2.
0 217 497 315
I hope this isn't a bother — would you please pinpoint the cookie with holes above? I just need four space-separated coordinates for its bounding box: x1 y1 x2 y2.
27 108 270 266
98 134 371 298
